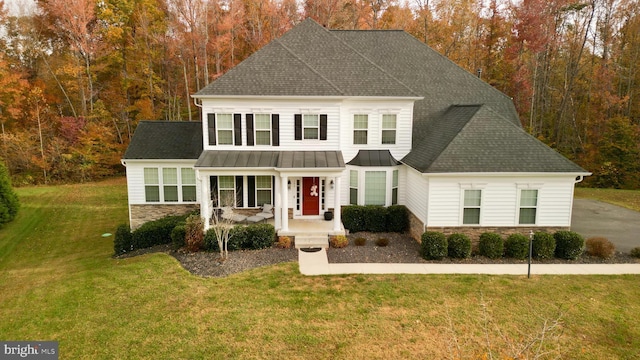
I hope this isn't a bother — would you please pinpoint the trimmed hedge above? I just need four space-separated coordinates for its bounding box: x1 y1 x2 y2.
171 225 186 250
114 224 133 255
478 232 504 259
205 223 276 252
420 231 447 260
447 233 472 259
131 215 188 250
554 231 584 260
532 232 555 259
342 205 409 233
504 233 529 259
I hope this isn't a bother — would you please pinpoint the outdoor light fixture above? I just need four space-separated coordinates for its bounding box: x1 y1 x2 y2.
330 180 334 189
287 180 291 189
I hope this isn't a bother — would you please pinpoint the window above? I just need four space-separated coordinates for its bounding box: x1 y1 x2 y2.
181 168 196 202
255 114 271 145
303 114 319 140
218 176 236 207
349 170 358 205
353 114 368 144
364 171 386 205
519 189 538 224
463 189 481 224
392 170 399 205
163 168 178 202
256 176 272 206
144 168 160 202
217 114 233 145
382 114 397 144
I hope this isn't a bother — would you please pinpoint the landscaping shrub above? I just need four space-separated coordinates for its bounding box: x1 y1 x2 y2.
504 233 529 259
386 205 409 233
585 237 615 259
478 232 504 259
0 161 20 227
354 237 366 246
184 214 204 252
276 236 291 249
532 232 555 259
375 237 389 247
420 232 447 260
227 225 247 251
244 223 275 250
171 225 186 250
448 233 472 259
341 206 366 233
363 206 387 233
131 215 187 250
631 247 640 258
114 224 133 255
330 235 348 248
204 228 220 252
554 231 584 260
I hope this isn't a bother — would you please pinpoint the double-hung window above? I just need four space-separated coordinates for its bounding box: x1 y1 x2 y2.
303 114 319 140
218 176 236 207
392 170 399 205
144 168 160 202
349 170 358 205
519 189 538 224
353 114 368 145
463 189 481 224
163 168 179 202
256 176 272 206
254 114 271 145
381 114 397 144
364 171 386 205
181 168 197 202
217 114 234 145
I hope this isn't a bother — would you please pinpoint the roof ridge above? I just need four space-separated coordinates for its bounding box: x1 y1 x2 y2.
328 28 420 97
273 37 345 96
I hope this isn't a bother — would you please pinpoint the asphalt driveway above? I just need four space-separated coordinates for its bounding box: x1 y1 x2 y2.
572 199 640 252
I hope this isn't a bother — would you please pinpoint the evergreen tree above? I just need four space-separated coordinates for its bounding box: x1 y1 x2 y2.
0 162 20 227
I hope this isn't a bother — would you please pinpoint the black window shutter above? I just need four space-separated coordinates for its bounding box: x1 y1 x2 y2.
248 176 256 207
208 114 216 145
272 114 279 146
246 114 254 146
234 114 242 146
272 176 276 205
235 176 243 207
294 114 302 140
210 176 218 207
320 114 328 140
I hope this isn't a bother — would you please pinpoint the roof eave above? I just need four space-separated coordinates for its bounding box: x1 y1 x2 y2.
193 94 423 101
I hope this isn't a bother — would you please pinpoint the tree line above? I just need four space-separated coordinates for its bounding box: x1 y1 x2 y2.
0 0 638 188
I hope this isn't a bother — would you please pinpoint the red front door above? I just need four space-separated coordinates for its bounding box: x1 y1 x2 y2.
302 177 320 215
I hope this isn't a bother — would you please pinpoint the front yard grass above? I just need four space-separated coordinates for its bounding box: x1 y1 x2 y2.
0 179 638 359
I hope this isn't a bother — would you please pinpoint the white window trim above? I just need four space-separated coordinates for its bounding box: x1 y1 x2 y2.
303 114 320 140
216 113 234 145
254 113 272 146
517 188 540 225
349 166 401 206
458 183 486 226
144 167 197 204
255 175 273 207
380 113 397 145
353 114 369 145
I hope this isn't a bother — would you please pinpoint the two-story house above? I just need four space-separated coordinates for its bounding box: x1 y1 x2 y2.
122 18 589 243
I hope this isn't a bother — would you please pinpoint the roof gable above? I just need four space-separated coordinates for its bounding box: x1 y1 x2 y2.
123 121 203 160
195 19 417 98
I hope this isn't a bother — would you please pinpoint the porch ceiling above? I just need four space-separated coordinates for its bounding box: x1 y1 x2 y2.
195 150 345 169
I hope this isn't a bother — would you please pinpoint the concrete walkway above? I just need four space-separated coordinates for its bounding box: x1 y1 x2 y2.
298 248 640 276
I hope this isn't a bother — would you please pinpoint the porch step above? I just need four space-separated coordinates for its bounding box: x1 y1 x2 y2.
294 235 329 249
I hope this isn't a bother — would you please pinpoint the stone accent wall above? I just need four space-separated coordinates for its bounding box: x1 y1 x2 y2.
130 204 200 230
408 211 425 242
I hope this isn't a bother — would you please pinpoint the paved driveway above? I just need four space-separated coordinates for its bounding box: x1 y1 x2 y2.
572 199 640 252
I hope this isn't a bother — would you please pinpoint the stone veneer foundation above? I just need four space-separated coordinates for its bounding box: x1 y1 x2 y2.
130 204 200 230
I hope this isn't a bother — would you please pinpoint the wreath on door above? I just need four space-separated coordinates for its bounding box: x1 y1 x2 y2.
310 184 319 197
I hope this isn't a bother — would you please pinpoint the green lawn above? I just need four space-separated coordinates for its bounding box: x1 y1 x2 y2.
575 187 640 212
1 179 639 359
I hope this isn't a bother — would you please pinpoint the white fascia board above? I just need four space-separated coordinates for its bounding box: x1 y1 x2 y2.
122 159 198 165
192 94 423 101
420 172 592 177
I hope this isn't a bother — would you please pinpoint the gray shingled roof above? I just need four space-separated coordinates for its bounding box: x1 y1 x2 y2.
403 105 587 173
194 19 418 98
347 150 401 166
195 150 345 169
123 121 202 160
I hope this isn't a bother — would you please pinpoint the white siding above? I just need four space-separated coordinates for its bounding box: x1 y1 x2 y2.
425 174 578 227
404 166 428 223
125 160 200 205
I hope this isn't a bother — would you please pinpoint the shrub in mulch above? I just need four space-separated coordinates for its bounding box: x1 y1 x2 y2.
420 231 447 260
553 230 584 260
585 237 615 259
532 232 555 259
354 237 367 246
447 233 472 259
504 233 529 260
330 235 348 248
375 238 389 247
478 232 504 259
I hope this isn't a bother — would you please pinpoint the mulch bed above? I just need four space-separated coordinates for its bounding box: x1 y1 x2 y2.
115 232 639 278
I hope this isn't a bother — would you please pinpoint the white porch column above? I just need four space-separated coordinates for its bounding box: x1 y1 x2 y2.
333 176 341 232
274 175 281 231
200 174 211 231
280 175 289 232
